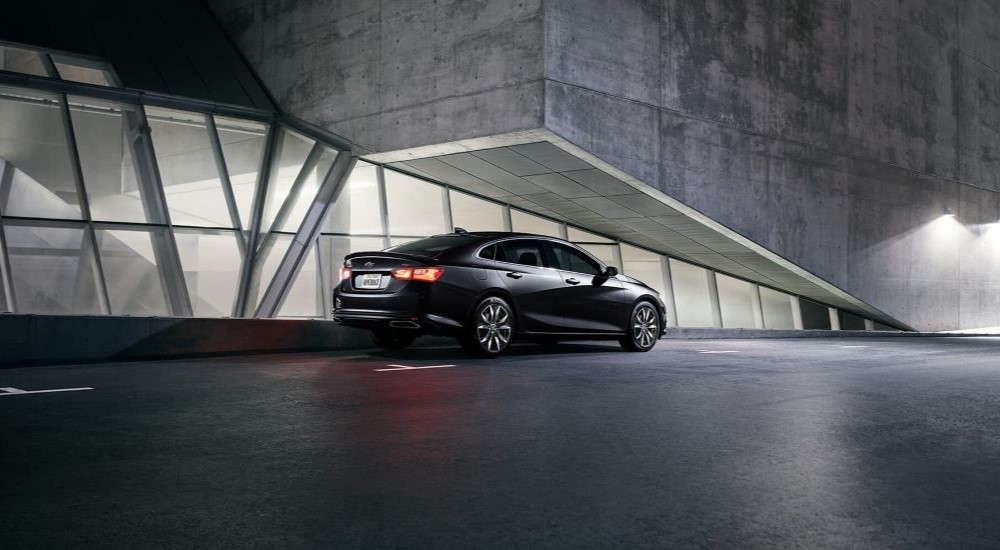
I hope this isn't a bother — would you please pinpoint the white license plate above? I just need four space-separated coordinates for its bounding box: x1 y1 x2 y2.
359 273 382 288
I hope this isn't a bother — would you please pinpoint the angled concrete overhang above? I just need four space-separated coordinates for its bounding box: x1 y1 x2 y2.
362 129 909 330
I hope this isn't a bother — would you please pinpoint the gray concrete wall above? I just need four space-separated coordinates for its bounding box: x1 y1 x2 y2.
208 0 1000 331
209 0 545 153
0 314 372 366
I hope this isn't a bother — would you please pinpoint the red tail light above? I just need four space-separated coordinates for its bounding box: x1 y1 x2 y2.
392 267 443 282
339 267 352 281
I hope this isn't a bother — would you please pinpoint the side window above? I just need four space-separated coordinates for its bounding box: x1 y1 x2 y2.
499 240 544 267
546 242 602 275
478 244 495 260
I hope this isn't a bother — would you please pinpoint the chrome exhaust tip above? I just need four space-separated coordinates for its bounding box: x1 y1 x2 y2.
389 320 421 329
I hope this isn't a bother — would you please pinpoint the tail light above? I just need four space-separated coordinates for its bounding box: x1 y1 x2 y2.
339 267 352 281
392 267 443 282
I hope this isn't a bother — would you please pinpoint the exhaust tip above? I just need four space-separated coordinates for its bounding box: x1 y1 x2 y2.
389 320 421 329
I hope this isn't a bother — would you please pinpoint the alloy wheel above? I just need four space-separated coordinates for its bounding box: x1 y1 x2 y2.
476 302 512 353
633 305 658 349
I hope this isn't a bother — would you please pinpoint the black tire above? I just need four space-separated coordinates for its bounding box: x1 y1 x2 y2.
461 296 515 357
619 302 660 352
371 329 417 350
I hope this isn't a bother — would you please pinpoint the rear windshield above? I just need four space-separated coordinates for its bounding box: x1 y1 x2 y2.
386 235 481 257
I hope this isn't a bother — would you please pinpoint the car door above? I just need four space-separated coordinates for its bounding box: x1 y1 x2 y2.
543 241 626 333
495 239 566 332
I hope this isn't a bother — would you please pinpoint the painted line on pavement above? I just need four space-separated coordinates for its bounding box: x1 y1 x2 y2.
0 387 93 397
696 350 741 354
375 364 458 372
837 345 869 348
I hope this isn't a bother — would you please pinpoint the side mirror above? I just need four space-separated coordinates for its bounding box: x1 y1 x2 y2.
604 266 619 278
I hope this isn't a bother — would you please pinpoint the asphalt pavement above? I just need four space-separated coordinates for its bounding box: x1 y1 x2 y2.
3 337 1000 548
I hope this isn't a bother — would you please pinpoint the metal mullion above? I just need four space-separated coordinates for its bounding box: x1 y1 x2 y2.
235 124 279 317
707 271 723 328
59 92 111 315
317 235 333 320
131 106 192 316
0 217 15 312
442 188 454 232
256 153 356 318
205 114 247 258
376 166 391 245
751 284 765 329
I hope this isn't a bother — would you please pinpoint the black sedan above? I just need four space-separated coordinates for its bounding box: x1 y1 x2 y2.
333 230 667 357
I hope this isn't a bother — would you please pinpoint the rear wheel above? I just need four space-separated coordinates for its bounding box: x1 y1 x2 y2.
371 329 417 350
462 297 514 357
619 302 659 352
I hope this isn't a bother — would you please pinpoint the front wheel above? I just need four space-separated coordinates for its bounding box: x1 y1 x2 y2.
619 302 660 352
461 297 514 357
371 329 417 350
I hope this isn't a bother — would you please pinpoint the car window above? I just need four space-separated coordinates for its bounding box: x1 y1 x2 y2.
478 244 495 260
545 242 602 275
497 239 544 267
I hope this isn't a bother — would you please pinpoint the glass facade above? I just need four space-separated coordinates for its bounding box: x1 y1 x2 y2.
0 51 880 330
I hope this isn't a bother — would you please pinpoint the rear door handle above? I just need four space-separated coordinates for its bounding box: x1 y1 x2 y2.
506 272 523 279
565 278 580 285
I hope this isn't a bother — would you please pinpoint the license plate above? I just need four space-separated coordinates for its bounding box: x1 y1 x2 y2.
359 273 382 288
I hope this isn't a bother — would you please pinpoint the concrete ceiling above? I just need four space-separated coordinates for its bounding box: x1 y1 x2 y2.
370 135 905 329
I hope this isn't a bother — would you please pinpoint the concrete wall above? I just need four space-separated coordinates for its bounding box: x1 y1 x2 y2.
208 0 1000 331
209 0 545 153
0 314 372 366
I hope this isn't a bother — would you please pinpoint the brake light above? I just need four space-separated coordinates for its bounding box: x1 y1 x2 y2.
392 267 443 282
339 267 352 281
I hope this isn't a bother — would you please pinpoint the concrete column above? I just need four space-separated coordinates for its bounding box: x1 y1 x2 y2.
829 308 841 330
750 285 765 329
865 319 875 331
660 257 678 327
790 296 804 330
707 271 723 328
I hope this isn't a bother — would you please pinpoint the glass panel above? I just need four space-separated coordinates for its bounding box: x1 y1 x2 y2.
53 61 113 87
275 146 336 233
839 310 867 331
389 236 421 247
326 162 383 235
175 230 242 317
4 222 102 314
800 298 832 330
0 46 48 77
578 244 620 270
254 234 293 310
567 226 614 243
215 116 267 229
669 259 714 328
94 227 169 316
760 287 795 330
0 87 81 219
620 244 667 296
261 128 315 235
384 169 446 236
68 96 151 223
449 190 504 232
546 242 602 275
278 243 321 318
147 106 233 228
510 209 561 237
716 273 756 329
321 235 387 272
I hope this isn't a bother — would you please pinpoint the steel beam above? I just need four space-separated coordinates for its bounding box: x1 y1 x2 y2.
234 124 278 317
255 153 356 318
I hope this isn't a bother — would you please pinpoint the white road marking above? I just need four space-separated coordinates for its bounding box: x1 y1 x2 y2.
837 345 869 348
0 386 93 397
375 364 457 372
696 350 741 354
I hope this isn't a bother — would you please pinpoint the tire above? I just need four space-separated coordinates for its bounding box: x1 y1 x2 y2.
461 296 515 357
371 329 417 350
619 302 660 352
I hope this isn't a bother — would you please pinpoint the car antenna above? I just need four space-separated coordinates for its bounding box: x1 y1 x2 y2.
454 227 468 235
